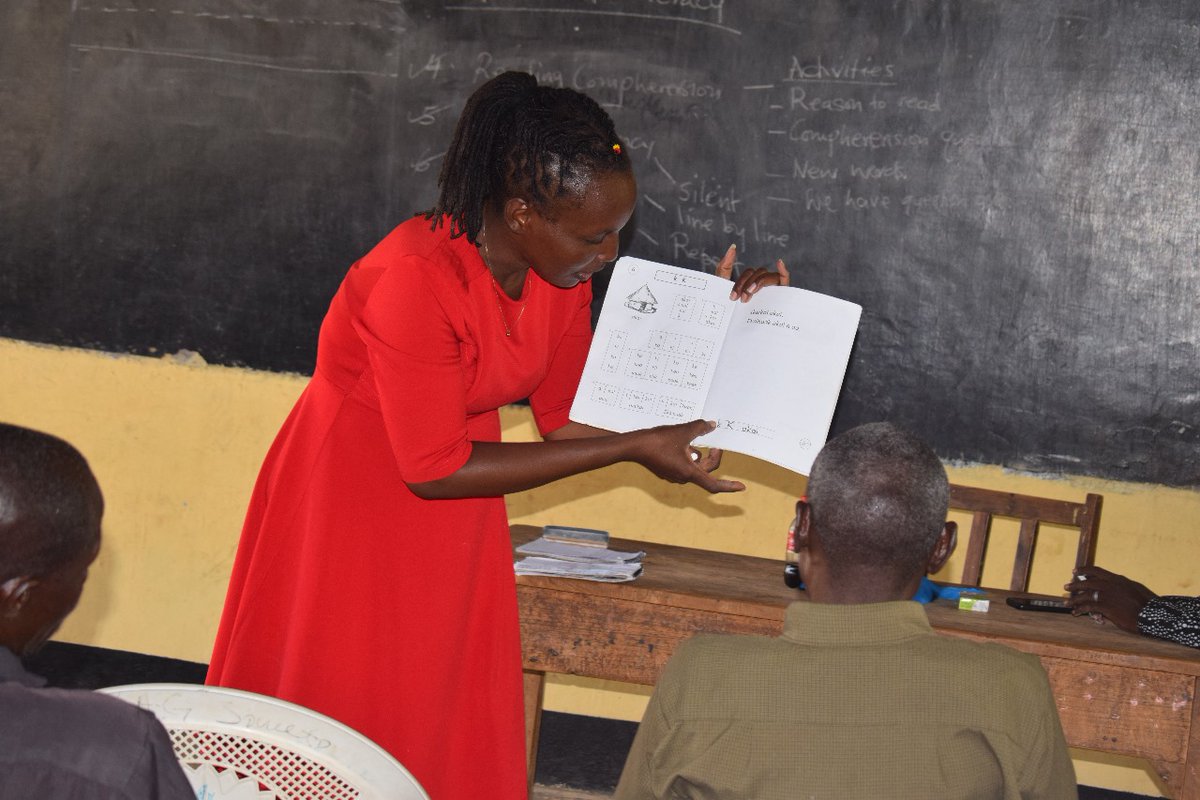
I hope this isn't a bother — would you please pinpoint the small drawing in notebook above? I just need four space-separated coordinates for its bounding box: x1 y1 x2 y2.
625 284 659 313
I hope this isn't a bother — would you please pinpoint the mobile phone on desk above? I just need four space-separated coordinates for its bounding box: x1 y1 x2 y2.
1006 596 1072 613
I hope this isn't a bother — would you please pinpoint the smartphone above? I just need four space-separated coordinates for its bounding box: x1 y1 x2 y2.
1006 596 1072 613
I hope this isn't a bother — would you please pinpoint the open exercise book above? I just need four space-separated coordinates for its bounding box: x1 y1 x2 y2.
570 257 862 475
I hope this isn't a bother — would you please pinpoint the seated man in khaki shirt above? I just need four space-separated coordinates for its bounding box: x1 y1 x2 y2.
614 422 1076 800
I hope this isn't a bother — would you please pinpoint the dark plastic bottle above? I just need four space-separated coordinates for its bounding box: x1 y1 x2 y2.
784 513 802 588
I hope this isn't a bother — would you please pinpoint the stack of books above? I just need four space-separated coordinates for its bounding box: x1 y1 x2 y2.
513 534 644 583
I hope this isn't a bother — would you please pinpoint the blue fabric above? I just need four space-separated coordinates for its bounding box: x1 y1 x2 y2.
913 576 984 604
792 576 983 604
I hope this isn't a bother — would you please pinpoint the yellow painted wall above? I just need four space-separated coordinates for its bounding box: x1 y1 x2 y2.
2 335 1196 796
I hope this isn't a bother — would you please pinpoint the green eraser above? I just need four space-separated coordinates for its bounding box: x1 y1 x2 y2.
958 597 991 613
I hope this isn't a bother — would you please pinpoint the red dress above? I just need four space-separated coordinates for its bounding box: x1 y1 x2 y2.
206 216 593 799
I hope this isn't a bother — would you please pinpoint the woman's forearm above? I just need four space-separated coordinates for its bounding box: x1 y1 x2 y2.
406 434 641 499
543 421 612 440
407 418 741 498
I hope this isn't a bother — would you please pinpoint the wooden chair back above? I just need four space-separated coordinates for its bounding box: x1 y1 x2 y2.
947 483 1103 592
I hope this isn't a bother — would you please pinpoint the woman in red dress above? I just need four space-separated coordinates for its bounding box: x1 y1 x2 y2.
206 71 779 799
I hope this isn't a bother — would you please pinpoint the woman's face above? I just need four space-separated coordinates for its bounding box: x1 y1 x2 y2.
521 169 637 289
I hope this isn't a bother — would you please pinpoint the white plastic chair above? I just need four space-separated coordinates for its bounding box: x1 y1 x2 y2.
99 683 429 800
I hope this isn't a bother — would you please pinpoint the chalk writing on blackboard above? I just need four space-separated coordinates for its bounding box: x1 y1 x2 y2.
5 0 1198 483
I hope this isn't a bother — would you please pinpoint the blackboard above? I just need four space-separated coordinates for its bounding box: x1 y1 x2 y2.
2 0 1198 485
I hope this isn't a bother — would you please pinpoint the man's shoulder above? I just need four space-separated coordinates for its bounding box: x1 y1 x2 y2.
913 635 1060 724
0 682 167 751
675 631 784 661
0 682 185 787
0 683 194 799
922 634 1048 681
668 627 1051 696
661 633 789 684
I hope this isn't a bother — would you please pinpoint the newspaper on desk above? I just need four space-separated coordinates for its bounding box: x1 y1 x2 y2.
514 536 645 583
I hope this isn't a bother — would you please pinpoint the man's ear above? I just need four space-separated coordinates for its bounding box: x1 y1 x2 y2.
792 498 816 579
926 521 958 575
792 498 813 551
0 576 36 620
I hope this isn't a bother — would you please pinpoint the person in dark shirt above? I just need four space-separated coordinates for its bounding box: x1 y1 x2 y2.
0 422 194 799
1066 566 1200 649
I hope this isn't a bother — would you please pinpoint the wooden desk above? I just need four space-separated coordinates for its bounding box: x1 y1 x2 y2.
513 525 1200 798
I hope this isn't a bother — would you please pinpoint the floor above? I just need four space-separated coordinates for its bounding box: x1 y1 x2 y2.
26 641 1158 800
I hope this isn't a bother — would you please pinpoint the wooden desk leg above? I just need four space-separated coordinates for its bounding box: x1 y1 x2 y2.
1181 679 1200 800
524 669 546 797
1152 761 1184 799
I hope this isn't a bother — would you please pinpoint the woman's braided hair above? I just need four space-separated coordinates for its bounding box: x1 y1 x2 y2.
425 71 631 242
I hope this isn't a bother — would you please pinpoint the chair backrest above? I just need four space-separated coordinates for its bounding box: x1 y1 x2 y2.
99 683 429 800
947 483 1103 592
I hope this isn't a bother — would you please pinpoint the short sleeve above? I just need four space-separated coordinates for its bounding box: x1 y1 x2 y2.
353 257 474 484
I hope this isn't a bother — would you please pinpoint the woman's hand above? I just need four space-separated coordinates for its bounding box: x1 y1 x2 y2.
715 244 791 301
690 444 724 475
628 419 744 494
1065 566 1158 633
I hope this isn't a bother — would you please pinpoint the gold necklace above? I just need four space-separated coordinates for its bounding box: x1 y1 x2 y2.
480 234 528 337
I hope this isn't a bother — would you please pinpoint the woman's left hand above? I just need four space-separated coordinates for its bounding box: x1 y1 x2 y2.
1064 566 1158 633
715 244 791 301
550 422 725 479
687 445 724 474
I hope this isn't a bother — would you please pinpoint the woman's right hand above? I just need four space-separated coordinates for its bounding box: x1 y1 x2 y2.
627 419 746 494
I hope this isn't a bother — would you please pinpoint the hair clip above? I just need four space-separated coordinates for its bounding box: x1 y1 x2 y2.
612 143 622 154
